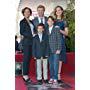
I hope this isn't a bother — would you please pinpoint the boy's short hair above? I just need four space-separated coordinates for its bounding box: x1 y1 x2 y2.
47 16 55 21
37 23 45 29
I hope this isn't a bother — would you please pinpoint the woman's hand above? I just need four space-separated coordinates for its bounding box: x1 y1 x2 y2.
56 50 60 54
60 27 68 36
34 57 36 60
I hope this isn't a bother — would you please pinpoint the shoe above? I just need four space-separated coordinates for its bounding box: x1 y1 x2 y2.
44 80 48 84
58 80 64 84
37 80 43 85
23 78 33 85
53 79 58 84
48 79 53 84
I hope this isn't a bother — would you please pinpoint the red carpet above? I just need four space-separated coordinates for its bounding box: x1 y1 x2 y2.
15 74 75 90
15 52 75 90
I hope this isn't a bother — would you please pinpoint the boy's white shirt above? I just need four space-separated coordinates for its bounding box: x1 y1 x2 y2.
49 25 53 34
38 33 43 42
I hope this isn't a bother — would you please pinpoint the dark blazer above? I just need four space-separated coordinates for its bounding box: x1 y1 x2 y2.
32 16 48 33
47 26 62 54
32 33 49 59
20 18 36 46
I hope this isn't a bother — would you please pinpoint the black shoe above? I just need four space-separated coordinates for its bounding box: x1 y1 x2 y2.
44 80 48 84
23 78 33 85
58 80 64 84
37 80 43 85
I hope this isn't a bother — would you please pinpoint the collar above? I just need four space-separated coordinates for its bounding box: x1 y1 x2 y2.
38 32 43 35
49 25 53 30
38 16 45 24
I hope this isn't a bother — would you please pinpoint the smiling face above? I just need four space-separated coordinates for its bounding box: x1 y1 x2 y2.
37 26 44 33
55 7 63 17
47 18 54 27
23 9 31 18
37 7 45 17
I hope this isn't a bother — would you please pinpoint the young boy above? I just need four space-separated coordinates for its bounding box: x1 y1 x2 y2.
47 16 62 84
32 23 49 84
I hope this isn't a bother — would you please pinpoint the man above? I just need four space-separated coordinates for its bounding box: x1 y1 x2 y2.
32 5 48 33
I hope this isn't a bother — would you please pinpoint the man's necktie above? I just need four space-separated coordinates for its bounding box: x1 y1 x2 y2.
41 18 43 24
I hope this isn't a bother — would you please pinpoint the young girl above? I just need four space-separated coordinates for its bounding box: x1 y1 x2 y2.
54 6 69 83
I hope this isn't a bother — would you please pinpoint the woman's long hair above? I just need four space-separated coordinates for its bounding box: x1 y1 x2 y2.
54 6 64 19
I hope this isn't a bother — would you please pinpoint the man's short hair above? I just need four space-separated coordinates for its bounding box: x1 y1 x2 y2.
37 5 45 11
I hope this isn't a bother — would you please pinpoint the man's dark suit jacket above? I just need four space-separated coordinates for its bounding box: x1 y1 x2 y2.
32 16 48 33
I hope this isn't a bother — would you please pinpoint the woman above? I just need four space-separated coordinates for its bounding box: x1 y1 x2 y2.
20 7 36 84
54 6 69 83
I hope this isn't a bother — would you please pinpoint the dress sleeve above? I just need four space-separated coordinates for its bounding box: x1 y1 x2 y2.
64 20 68 27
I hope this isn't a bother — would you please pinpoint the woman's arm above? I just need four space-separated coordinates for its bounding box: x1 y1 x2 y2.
60 27 69 36
20 21 31 37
